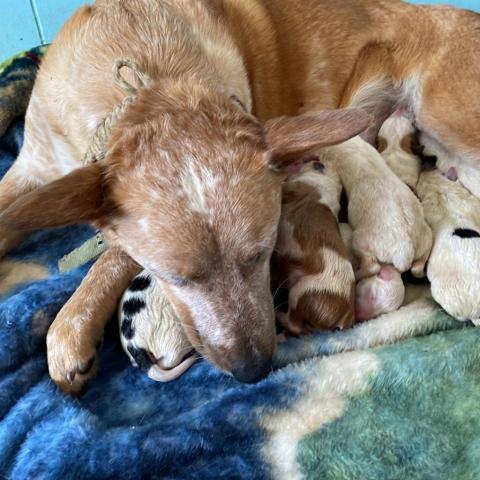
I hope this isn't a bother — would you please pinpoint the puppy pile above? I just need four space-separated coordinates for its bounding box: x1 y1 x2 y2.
378 112 480 324
119 111 480 380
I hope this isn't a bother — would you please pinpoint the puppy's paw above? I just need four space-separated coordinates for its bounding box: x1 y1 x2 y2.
411 222 433 278
411 259 427 278
276 311 305 336
354 250 381 280
47 314 100 396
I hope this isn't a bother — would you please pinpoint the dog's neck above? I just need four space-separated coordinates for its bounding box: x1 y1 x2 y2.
162 0 253 115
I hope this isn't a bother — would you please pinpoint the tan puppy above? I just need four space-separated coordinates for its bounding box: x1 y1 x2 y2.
0 0 478 393
354 266 406 322
321 136 431 280
341 111 420 319
275 162 355 333
339 223 405 321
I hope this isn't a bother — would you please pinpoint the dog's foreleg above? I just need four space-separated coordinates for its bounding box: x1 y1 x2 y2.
0 148 42 257
47 246 141 395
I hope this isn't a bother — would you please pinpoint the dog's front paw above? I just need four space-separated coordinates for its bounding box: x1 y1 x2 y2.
47 313 100 396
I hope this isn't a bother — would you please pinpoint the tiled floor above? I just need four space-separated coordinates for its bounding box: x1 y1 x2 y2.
0 0 478 62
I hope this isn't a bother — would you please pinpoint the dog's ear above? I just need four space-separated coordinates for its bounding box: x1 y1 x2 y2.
265 108 371 171
0 163 114 231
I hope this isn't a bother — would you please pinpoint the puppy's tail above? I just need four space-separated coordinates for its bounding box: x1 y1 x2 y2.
147 354 199 382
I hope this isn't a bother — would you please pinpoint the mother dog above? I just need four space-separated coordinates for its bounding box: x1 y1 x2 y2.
0 0 477 394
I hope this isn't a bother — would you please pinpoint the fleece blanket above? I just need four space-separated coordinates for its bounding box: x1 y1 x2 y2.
1 47 480 480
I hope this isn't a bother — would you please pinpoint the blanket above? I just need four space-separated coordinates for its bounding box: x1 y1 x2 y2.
1 47 480 480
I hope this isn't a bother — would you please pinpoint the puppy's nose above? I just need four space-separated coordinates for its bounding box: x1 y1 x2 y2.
231 354 272 384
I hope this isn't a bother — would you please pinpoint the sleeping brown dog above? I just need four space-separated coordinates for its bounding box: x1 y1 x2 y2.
1 0 479 393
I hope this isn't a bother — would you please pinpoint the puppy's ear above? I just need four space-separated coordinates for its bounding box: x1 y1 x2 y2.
0 163 114 231
265 108 371 172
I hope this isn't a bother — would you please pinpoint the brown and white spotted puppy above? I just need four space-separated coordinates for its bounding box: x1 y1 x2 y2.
275 163 356 334
1 0 479 394
119 271 198 382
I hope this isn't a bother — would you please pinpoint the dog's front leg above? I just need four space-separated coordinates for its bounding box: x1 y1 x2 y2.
47 246 140 395
321 136 432 279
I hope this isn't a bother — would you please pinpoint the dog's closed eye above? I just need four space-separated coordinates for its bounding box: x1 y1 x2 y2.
239 248 271 278
247 248 271 266
161 272 193 287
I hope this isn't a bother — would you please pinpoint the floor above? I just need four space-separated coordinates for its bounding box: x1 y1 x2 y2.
0 0 478 62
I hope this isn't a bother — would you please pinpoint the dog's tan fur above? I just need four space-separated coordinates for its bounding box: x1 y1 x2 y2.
0 0 479 392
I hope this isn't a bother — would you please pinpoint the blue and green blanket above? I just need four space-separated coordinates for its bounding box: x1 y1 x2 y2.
1 48 480 480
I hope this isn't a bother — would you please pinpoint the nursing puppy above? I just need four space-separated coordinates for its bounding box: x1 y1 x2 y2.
0 0 478 394
339 223 405 321
420 129 480 200
119 272 198 382
417 170 480 324
321 136 431 280
346 111 421 320
354 267 406 322
275 162 356 333
377 110 421 189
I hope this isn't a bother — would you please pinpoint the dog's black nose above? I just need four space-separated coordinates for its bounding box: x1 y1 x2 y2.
232 355 272 384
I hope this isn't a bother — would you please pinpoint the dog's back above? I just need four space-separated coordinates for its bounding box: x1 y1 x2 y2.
28 0 480 168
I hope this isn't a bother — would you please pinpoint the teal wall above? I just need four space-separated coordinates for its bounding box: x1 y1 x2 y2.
0 0 86 61
0 0 478 62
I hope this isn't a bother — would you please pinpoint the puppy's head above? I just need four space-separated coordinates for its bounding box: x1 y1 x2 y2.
355 266 405 321
1 80 369 383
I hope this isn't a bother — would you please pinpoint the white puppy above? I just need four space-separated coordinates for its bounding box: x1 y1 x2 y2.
322 136 432 279
339 223 405 321
118 271 198 381
416 170 480 324
354 266 406 322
